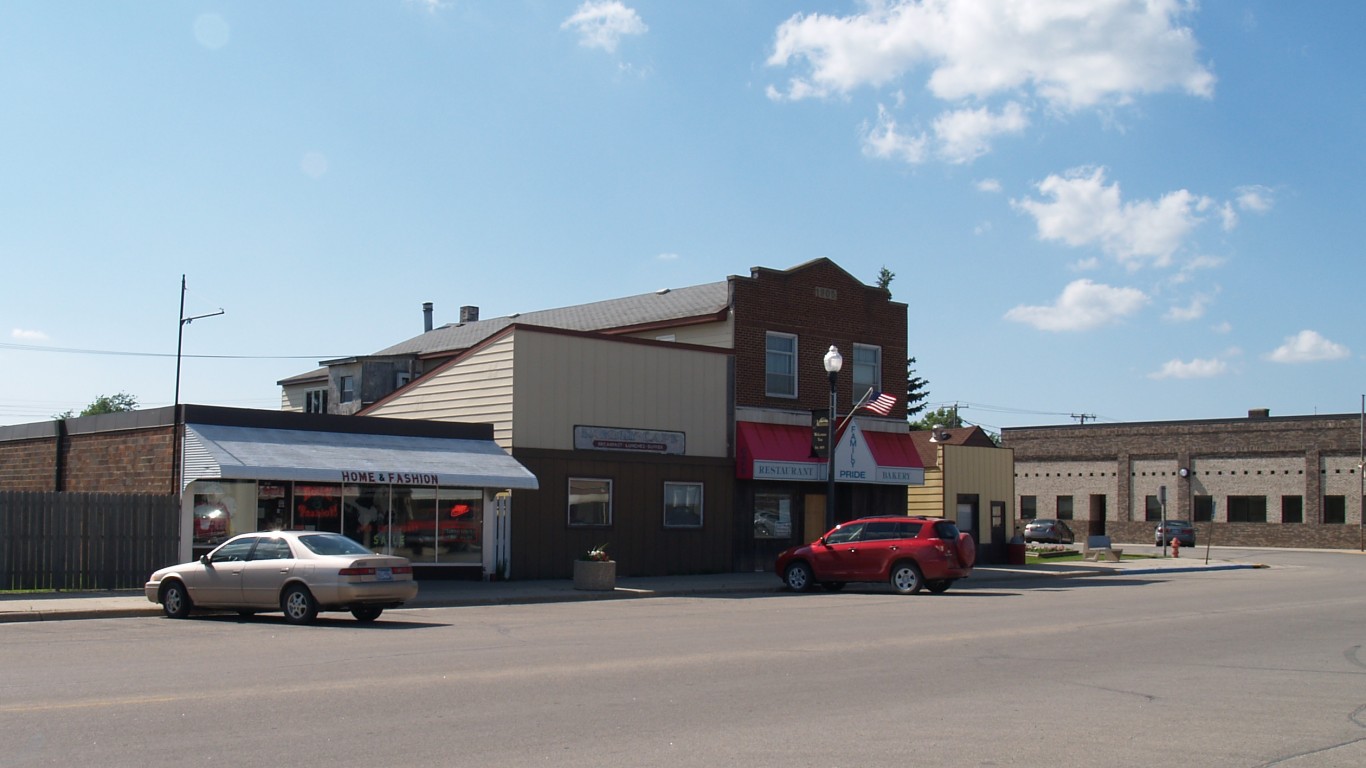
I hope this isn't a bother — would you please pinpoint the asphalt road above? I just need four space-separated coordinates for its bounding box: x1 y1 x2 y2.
2 549 1363 768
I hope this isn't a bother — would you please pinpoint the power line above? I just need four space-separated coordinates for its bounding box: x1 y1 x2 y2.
0 341 336 360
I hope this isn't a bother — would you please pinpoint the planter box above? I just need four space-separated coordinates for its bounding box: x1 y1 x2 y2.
573 560 616 591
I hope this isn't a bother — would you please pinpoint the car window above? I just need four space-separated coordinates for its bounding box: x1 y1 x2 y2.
895 522 923 538
298 533 375 556
933 521 960 540
249 537 293 561
210 538 258 562
863 522 902 541
824 523 865 545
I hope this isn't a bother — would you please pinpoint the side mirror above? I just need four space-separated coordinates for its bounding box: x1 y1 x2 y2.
200 554 211 565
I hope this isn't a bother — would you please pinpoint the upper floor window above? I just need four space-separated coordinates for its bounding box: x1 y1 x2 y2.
339 375 356 403
304 389 328 414
851 344 881 401
765 332 797 398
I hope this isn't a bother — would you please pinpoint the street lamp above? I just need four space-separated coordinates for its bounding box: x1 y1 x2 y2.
171 275 224 494
823 344 843 531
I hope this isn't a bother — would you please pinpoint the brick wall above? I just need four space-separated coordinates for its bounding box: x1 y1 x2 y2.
0 424 174 493
0 437 59 491
1006 412 1365 549
732 259 908 416
63 429 175 493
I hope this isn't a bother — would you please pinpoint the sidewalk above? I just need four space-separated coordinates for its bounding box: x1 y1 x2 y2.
0 553 1262 624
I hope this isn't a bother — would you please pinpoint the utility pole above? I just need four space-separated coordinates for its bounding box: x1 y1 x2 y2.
1071 413 1096 425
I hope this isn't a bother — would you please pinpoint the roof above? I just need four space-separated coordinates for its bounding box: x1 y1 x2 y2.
908 426 998 470
181 422 539 491
372 280 730 358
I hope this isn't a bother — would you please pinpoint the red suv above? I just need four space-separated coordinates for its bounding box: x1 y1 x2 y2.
775 516 976 595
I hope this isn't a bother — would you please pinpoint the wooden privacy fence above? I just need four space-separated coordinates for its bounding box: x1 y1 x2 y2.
0 491 180 591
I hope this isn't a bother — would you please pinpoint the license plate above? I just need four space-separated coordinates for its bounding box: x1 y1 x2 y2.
376 567 393 581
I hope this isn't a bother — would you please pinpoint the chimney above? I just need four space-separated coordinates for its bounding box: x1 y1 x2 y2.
1248 408 1270 419
423 302 433 333
460 305 479 324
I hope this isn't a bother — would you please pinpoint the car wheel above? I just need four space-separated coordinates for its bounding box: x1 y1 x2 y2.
351 606 383 623
926 579 953 593
819 582 846 592
161 581 193 619
281 585 319 625
889 562 924 595
784 562 814 592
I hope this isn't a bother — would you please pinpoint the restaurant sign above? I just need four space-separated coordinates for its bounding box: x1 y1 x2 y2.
574 425 686 455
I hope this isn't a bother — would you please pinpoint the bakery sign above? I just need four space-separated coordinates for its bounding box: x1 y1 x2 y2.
574 425 686 455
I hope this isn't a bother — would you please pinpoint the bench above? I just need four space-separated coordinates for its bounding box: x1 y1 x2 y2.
1082 535 1123 562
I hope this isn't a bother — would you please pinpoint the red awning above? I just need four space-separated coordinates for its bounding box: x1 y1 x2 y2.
735 422 824 481
861 430 923 469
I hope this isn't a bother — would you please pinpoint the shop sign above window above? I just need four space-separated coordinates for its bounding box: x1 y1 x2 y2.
574 425 685 455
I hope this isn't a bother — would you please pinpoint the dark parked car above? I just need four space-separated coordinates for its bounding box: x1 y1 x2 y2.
1155 520 1196 546
775 516 975 595
1023 518 1074 544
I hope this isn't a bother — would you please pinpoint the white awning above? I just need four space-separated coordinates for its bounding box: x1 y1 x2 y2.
182 423 539 491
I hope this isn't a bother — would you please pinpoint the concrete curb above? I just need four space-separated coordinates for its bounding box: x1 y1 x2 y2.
0 561 1266 623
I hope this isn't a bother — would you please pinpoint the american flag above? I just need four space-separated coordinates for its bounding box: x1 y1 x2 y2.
861 392 897 416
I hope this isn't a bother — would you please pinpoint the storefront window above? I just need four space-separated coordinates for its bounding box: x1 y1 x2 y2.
190 480 256 552
294 484 342 532
753 493 792 540
569 478 612 527
663 482 703 528
257 482 289 531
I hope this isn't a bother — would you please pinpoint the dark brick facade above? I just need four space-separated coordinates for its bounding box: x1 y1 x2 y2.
731 259 908 415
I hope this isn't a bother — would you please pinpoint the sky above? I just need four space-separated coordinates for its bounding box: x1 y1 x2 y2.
1 1 1363 433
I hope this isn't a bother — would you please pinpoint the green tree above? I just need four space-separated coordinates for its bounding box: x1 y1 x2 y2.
55 392 139 420
876 265 895 294
908 405 963 432
905 357 929 418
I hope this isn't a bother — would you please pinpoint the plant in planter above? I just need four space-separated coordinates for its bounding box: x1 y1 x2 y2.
574 543 615 590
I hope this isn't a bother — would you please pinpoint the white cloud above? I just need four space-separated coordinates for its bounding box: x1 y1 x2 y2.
1149 357 1228 380
656 252 679 261
1004 278 1148 332
861 105 929 164
11 328 48 341
1236 184 1274 213
1266 330 1350 363
1211 321 1232 334
933 102 1028 164
1013 166 1211 270
1163 293 1210 322
976 178 1002 193
766 0 1214 108
562 1 647 53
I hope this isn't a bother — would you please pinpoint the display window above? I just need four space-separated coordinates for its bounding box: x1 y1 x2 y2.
189 480 256 553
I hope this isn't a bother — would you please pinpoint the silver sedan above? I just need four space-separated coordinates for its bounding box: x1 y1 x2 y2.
146 531 419 624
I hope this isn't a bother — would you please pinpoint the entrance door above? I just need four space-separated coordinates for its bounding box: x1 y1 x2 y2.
804 494 827 543
1090 494 1108 537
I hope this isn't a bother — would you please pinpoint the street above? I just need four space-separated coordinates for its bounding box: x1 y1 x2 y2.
2 549 1364 768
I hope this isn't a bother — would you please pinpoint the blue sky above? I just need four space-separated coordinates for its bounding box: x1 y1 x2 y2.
2 1 1362 432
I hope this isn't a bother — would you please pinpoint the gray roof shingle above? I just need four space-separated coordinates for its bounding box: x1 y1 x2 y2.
373 280 730 357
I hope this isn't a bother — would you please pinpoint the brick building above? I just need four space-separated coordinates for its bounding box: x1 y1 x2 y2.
279 258 925 577
1003 409 1365 548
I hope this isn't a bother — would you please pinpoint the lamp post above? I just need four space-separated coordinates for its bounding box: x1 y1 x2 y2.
171 275 224 494
823 345 843 532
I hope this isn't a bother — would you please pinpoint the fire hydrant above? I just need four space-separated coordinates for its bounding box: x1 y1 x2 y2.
1171 537 1181 557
